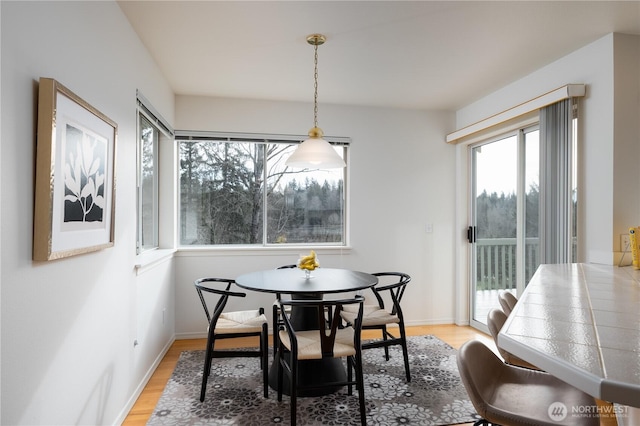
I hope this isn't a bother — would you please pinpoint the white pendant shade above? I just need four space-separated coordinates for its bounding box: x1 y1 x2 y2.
286 34 346 169
285 137 346 169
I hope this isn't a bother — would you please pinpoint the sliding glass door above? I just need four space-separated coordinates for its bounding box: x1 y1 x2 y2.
469 127 540 329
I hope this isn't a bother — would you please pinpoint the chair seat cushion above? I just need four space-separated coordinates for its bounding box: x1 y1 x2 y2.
487 367 599 425
458 340 599 426
341 304 400 326
279 328 356 360
214 310 267 334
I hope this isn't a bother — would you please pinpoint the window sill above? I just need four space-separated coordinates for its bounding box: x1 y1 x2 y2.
135 248 176 275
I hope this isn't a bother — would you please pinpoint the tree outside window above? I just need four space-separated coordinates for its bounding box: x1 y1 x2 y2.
178 136 347 246
138 114 158 252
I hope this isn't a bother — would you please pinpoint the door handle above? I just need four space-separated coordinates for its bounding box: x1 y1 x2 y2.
467 226 476 243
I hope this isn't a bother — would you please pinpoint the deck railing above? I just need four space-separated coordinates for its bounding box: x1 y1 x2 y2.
475 238 540 291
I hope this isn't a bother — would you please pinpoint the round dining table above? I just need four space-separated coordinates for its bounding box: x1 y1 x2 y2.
235 267 378 396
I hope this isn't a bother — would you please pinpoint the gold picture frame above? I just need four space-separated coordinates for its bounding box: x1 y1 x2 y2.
33 78 117 261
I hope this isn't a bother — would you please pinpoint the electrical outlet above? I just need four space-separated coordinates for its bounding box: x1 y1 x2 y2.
621 234 631 252
162 308 166 325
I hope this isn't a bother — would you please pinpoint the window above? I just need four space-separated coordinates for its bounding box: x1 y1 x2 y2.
138 114 158 252
177 132 349 246
136 91 173 254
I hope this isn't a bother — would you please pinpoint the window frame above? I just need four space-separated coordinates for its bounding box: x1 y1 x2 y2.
175 130 350 248
136 91 174 255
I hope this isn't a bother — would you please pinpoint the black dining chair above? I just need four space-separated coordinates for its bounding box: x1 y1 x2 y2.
194 277 269 402
277 295 367 426
271 264 333 360
340 271 411 382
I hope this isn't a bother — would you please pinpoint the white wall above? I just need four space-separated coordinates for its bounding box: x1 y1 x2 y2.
452 33 640 322
613 33 640 262
173 96 457 336
1 2 175 425
2 2 636 425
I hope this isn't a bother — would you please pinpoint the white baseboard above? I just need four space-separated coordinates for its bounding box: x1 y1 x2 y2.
403 318 457 326
175 331 208 340
113 335 175 425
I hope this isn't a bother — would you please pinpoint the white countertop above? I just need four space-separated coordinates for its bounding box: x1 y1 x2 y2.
498 263 640 408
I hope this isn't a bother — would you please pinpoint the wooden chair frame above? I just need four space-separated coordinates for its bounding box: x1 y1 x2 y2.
277 295 367 426
194 277 268 402
344 272 411 382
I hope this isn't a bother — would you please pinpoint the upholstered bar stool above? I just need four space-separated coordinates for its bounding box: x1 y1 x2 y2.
457 340 599 426
487 308 540 370
498 290 518 316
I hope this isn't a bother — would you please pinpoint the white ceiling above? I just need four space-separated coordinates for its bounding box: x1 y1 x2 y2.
118 1 640 111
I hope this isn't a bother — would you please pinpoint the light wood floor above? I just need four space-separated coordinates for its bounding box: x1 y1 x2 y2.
122 324 616 426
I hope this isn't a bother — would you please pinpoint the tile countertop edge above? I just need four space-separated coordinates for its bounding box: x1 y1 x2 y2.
497 332 604 398
498 263 604 397
602 378 640 409
500 263 640 407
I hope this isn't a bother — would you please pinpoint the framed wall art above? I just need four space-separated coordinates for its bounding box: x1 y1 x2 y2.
33 77 117 261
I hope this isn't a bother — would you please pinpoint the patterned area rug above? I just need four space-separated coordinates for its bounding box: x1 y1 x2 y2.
148 335 479 425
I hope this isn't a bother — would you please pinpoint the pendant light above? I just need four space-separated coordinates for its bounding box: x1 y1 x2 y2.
285 34 346 169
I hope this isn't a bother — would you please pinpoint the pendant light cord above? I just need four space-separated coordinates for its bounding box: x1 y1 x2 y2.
313 42 319 129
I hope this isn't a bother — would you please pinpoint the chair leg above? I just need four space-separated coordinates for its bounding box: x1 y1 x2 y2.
399 325 411 382
261 324 269 398
347 356 354 395
290 357 298 426
200 336 215 402
277 343 284 402
355 353 367 426
272 305 280 360
382 326 390 360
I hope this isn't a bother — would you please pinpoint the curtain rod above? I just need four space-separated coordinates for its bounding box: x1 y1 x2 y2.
446 84 585 144
175 130 351 145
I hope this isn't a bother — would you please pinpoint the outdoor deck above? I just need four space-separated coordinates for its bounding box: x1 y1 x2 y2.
473 288 516 325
